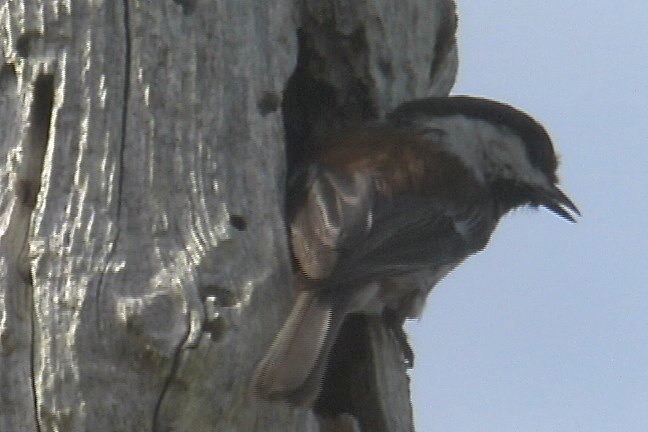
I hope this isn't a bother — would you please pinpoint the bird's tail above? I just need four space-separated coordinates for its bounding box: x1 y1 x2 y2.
253 289 345 406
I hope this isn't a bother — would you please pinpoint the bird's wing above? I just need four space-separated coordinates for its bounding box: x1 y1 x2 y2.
326 193 486 289
290 165 375 280
290 161 492 287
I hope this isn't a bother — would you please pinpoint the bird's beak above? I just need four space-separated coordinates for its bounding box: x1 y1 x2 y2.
541 186 581 223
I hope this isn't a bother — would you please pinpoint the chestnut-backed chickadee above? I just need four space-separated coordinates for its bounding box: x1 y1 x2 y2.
254 96 579 406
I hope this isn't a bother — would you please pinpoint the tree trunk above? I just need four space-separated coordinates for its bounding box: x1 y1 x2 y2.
0 1 457 431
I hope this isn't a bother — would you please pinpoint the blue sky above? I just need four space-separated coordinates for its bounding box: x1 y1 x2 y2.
409 2 648 431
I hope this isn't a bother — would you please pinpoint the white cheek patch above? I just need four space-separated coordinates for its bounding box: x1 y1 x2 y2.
418 116 550 189
420 117 487 183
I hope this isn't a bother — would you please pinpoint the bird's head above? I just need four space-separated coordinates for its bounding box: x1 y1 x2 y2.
388 96 580 222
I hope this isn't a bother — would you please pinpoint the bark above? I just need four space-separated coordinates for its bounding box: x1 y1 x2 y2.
0 1 457 431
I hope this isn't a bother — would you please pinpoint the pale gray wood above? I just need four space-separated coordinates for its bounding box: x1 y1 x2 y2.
0 0 457 431
0 45 39 432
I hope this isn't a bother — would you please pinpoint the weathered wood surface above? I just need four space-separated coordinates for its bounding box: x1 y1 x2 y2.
0 1 456 431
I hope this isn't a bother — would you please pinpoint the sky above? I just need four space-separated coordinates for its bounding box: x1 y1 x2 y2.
408 2 648 431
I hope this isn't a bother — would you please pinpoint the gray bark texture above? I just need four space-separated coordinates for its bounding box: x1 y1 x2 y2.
0 1 457 431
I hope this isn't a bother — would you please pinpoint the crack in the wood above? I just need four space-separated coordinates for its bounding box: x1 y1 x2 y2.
152 317 191 432
111 2 190 428
30 271 42 432
117 0 131 223
96 0 133 334
25 73 55 432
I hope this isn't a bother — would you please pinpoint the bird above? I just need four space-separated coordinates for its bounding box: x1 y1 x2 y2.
253 95 579 406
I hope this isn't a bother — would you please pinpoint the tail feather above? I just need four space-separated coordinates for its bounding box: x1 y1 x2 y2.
253 290 345 406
